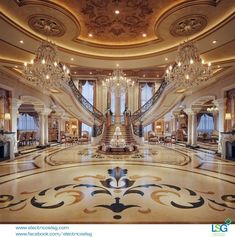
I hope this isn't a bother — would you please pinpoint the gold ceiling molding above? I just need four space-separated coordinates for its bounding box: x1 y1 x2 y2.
155 0 217 30
170 15 208 37
77 0 155 44
0 38 34 56
15 0 161 48
28 14 66 37
201 39 235 57
0 6 234 61
14 0 80 36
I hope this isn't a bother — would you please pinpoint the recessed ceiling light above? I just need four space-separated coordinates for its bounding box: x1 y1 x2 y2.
89 72 92 74
19 40 24 44
15 65 18 68
165 57 168 61
71 58 74 61
109 72 111 75
116 63 119 67
115 10 120 14
142 33 147 37
88 33 93 37
212 40 217 44
74 72 77 74
217 65 220 68
156 74 159 77
143 74 146 77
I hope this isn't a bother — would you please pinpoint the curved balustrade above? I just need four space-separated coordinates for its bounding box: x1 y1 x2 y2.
131 80 167 124
68 79 105 123
131 80 167 137
96 123 104 137
132 124 140 137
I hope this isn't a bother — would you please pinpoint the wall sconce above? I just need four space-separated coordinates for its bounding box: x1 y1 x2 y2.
225 113 232 120
156 125 161 129
71 124 77 136
225 112 232 132
4 113 11 120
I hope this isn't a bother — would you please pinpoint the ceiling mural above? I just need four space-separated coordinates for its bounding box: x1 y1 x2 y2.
0 0 234 68
81 0 153 37
55 0 181 45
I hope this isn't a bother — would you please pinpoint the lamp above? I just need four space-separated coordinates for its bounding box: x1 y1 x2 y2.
225 113 232 120
225 112 232 132
165 40 212 88
102 69 135 96
4 113 11 120
71 124 77 136
207 106 219 113
24 40 70 90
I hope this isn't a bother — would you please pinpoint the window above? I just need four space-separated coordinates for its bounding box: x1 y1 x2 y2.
141 83 153 136
18 114 38 130
120 91 126 114
197 114 214 132
81 123 92 134
111 90 115 115
81 81 94 134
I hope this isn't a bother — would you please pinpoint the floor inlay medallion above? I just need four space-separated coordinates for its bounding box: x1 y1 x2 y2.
0 144 234 223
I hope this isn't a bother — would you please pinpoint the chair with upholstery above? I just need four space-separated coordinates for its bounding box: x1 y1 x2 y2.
148 131 159 144
78 131 89 144
210 130 219 142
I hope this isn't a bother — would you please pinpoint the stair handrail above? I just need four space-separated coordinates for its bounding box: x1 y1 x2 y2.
131 80 167 124
68 79 105 123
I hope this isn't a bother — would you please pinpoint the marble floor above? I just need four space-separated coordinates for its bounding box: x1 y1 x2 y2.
0 143 234 224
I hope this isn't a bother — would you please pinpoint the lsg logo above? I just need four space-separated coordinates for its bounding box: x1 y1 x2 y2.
211 218 232 233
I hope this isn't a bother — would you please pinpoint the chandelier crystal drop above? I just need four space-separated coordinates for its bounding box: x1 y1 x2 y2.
102 69 135 95
24 40 70 90
165 40 212 88
207 105 218 112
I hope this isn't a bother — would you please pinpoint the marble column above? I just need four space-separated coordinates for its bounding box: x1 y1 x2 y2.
44 115 49 145
57 118 61 142
191 109 200 147
38 111 45 146
172 112 179 132
35 107 51 146
214 98 225 153
115 91 121 124
11 98 22 153
44 108 51 145
185 109 192 146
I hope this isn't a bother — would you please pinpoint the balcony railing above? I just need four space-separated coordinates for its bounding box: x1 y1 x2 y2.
68 79 105 123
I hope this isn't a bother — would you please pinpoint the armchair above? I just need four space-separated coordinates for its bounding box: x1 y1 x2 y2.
148 131 159 144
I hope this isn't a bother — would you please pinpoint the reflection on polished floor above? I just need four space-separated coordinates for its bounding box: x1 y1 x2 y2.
0 144 234 224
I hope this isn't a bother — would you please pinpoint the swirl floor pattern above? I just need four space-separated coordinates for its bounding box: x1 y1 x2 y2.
0 144 234 223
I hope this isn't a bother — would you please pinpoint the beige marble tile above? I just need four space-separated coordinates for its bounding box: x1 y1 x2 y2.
0 144 234 223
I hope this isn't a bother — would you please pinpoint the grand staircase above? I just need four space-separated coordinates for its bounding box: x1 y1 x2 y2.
101 124 136 145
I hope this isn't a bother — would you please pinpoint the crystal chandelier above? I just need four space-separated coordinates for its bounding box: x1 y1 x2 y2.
165 40 212 88
207 105 218 112
102 69 134 95
24 40 70 90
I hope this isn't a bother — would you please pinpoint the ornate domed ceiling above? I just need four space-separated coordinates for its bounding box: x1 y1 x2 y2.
0 0 234 70
51 0 182 46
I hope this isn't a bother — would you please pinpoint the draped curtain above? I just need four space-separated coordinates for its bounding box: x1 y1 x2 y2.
80 80 95 135
197 113 215 132
18 113 39 130
140 83 154 137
